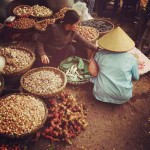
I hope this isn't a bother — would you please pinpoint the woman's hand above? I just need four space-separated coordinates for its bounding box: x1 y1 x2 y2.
41 55 50 64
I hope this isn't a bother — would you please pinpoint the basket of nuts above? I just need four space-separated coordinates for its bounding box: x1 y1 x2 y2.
0 46 35 76
13 5 32 17
76 26 99 43
0 74 4 95
31 5 53 19
0 93 48 138
20 67 67 98
35 18 55 31
4 17 36 32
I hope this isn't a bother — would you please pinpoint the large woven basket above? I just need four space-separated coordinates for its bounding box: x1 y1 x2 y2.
80 19 114 37
0 74 4 95
59 59 91 85
0 93 48 138
1 46 35 77
20 67 67 98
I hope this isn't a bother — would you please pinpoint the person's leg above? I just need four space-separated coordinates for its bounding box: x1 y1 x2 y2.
88 0 95 13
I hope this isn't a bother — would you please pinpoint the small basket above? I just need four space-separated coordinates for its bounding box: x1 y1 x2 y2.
13 5 32 17
1 46 36 77
0 93 48 138
59 59 91 85
0 74 4 95
20 67 67 98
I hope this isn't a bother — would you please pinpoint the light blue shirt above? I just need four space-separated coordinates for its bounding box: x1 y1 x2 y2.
90 50 139 104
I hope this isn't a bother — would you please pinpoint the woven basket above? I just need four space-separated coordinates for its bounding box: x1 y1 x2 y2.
13 5 32 17
1 46 35 77
0 93 48 138
0 74 4 95
59 59 91 85
80 19 114 37
77 26 99 43
20 67 67 98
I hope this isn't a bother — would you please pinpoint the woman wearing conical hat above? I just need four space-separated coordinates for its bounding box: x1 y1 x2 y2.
89 26 139 104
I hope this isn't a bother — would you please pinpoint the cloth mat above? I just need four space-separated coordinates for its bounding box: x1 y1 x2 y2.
128 47 150 75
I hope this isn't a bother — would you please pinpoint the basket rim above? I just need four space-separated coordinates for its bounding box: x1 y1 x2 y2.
20 67 67 97
80 18 115 34
77 25 99 42
1 46 36 76
13 5 32 17
0 92 48 138
59 58 92 85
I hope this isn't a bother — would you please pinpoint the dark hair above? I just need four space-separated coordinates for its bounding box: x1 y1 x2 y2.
55 9 80 25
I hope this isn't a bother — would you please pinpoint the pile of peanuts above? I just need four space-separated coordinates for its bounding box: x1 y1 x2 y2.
12 18 35 29
31 5 52 17
53 7 72 19
0 94 46 136
14 5 31 16
22 70 63 94
35 19 55 31
0 47 33 74
76 26 99 41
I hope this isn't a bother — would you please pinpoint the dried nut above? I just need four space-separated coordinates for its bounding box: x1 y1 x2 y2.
0 47 34 74
76 26 99 41
31 5 52 17
0 94 46 136
22 70 63 94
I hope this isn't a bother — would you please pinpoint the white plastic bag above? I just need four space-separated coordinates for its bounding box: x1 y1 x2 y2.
73 1 93 21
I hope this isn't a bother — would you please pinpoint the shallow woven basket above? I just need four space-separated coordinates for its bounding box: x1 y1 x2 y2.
0 93 48 139
20 67 67 98
0 74 4 95
13 5 32 17
1 46 35 77
80 19 114 37
59 59 91 85
77 25 99 43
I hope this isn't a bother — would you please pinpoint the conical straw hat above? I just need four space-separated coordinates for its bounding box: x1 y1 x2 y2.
97 26 135 52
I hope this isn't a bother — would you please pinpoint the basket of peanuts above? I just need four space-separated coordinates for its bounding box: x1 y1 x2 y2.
13 5 32 17
0 46 36 76
4 17 36 32
20 67 67 98
76 26 99 43
31 5 53 19
0 93 48 138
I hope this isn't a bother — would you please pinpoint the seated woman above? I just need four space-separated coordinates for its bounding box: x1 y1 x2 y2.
34 9 98 66
89 27 139 104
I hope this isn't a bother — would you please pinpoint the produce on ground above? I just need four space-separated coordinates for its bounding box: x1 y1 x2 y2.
41 92 88 144
76 26 99 42
35 19 55 31
13 5 31 16
0 47 33 74
22 70 64 94
81 19 114 33
31 5 53 17
0 94 46 136
11 18 36 29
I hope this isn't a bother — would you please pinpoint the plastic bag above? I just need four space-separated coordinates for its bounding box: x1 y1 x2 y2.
73 1 93 21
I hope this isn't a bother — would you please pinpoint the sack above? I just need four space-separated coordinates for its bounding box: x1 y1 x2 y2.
73 1 93 21
88 58 99 77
